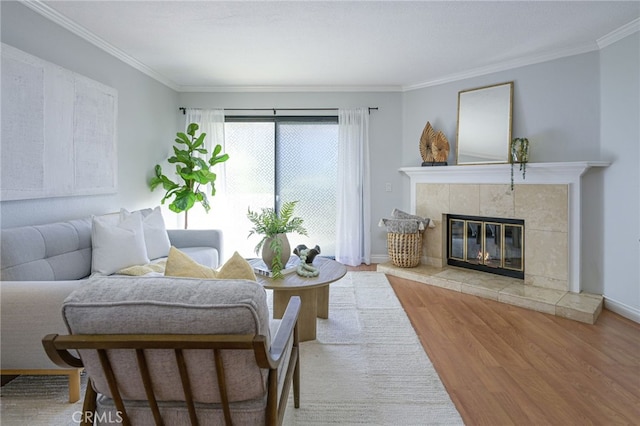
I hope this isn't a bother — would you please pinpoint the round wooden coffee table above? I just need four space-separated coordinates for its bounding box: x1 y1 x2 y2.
253 257 347 342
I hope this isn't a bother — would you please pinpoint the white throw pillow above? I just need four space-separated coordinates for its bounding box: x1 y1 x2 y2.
92 211 150 275
121 206 171 260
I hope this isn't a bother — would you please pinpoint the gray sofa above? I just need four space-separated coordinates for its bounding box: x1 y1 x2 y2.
0 212 223 402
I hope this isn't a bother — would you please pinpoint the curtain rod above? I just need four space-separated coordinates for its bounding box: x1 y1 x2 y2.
178 107 378 115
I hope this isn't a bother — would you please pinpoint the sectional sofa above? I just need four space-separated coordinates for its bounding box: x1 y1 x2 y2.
0 208 223 402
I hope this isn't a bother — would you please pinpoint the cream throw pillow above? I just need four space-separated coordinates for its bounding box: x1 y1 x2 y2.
121 206 171 260
91 211 150 275
165 248 257 281
165 246 217 278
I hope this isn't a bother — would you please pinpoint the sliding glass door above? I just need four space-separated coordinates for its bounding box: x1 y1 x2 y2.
221 117 338 259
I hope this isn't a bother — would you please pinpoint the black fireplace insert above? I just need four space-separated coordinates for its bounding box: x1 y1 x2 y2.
447 214 524 279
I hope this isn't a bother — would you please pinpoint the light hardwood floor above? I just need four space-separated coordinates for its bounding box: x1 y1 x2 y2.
348 264 640 425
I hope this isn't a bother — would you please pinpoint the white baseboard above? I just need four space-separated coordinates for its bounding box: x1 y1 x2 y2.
370 254 389 264
604 297 640 323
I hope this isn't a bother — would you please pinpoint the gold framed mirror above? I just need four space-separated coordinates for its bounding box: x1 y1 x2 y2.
456 82 514 164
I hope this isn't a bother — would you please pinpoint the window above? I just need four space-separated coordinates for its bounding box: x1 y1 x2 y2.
219 116 338 259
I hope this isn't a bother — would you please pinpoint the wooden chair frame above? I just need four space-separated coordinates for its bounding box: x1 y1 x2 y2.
43 297 301 426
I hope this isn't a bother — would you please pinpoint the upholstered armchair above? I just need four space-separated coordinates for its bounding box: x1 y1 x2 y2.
42 275 300 425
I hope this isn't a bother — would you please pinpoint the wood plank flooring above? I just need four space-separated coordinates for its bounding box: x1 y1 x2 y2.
382 271 640 425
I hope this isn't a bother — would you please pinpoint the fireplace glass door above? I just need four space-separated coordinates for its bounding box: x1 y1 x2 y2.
448 215 524 279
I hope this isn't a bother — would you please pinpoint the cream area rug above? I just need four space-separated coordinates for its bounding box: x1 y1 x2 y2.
1 272 462 425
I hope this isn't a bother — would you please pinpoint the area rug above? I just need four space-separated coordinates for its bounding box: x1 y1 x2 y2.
1 272 463 425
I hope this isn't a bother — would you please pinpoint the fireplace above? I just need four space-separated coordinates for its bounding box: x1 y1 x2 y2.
400 161 609 293
447 214 524 279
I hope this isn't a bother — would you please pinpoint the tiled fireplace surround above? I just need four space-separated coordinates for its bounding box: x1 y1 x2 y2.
378 161 609 324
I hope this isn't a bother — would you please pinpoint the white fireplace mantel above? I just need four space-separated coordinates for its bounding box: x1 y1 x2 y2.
399 161 610 185
400 161 610 293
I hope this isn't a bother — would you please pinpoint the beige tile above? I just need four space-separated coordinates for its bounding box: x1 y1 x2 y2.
499 284 565 315
435 267 479 283
525 274 568 292
424 220 443 262
436 266 509 286
416 184 449 220
425 275 463 292
375 261 396 274
461 280 508 300
473 270 520 289
525 229 568 283
555 292 603 324
450 184 480 216
479 185 515 218
381 260 602 325
377 262 440 277
423 256 445 268
500 283 566 304
515 184 568 232
377 262 462 291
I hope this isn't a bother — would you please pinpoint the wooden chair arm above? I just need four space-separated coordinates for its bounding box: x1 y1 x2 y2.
52 334 254 347
267 296 301 364
42 334 84 368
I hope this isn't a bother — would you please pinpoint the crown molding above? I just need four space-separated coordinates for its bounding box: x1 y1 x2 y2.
402 42 598 92
597 17 640 49
178 84 402 93
20 0 180 91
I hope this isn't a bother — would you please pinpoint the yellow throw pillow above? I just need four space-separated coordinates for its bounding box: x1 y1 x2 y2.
117 260 166 276
217 251 257 281
164 246 217 279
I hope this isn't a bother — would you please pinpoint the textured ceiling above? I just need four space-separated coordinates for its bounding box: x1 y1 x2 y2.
30 1 640 91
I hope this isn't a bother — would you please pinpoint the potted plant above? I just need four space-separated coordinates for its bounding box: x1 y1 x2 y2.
510 137 529 190
247 201 308 278
150 123 229 228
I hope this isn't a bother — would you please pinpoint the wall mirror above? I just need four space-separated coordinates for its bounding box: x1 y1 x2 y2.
456 82 513 164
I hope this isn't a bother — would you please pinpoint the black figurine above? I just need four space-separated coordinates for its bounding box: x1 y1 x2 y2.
293 244 321 264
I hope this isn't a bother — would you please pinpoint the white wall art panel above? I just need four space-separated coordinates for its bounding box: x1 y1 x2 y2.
1 43 117 200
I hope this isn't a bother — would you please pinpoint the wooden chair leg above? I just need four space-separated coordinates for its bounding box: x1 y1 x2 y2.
293 348 300 409
68 369 82 403
81 382 98 426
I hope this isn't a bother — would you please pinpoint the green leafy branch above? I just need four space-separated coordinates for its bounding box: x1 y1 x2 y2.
510 137 529 191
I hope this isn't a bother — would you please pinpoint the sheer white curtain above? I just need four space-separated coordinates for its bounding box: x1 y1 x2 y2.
184 109 228 231
335 108 371 266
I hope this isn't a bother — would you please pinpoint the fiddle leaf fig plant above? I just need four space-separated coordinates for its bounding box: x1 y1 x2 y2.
150 123 229 228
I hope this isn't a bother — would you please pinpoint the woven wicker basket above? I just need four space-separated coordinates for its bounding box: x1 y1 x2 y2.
387 232 422 268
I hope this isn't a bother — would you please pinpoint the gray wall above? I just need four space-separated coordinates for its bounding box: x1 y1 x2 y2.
600 33 640 314
177 91 404 261
402 52 601 167
0 2 178 228
401 43 638 315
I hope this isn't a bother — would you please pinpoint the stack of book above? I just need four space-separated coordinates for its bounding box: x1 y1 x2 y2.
249 257 300 278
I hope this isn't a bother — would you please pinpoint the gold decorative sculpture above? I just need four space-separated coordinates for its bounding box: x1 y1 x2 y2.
432 130 450 162
419 121 450 165
419 122 436 163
